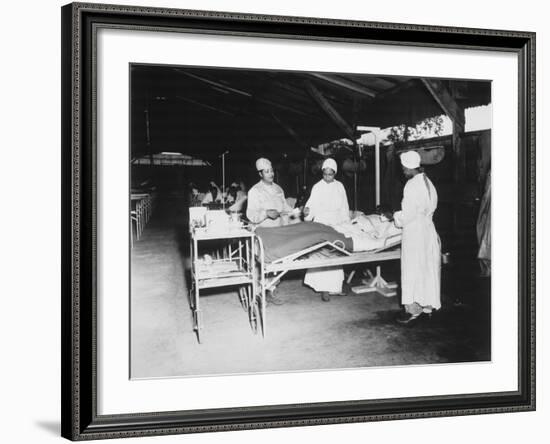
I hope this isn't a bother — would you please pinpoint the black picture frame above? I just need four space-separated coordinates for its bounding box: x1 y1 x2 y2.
61 2 536 440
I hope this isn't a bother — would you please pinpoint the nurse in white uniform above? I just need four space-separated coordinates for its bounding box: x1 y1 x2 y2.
247 158 299 305
393 151 441 323
303 158 350 301
246 158 297 228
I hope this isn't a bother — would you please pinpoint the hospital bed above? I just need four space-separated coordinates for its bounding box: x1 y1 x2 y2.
249 220 402 337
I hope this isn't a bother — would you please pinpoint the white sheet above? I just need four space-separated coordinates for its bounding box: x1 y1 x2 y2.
333 213 402 251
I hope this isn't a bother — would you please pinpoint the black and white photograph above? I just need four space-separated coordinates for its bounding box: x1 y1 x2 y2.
2 0 545 443
129 65 492 378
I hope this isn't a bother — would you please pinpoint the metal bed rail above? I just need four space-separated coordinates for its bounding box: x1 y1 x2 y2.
253 234 401 337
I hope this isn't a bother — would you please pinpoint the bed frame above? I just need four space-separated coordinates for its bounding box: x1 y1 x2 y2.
250 233 401 337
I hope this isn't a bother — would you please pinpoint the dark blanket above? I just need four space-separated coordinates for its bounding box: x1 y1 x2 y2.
255 222 353 263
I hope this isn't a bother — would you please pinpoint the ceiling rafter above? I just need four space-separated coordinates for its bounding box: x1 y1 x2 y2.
309 73 377 98
178 70 321 118
270 113 310 150
421 78 465 130
305 80 355 140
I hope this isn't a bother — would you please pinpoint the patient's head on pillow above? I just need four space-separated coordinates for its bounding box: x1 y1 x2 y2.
356 213 401 239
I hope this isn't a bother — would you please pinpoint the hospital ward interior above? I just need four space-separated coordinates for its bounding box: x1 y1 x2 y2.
129 65 492 378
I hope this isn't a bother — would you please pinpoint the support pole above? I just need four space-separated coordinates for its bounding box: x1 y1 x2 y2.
352 126 397 297
374 132 381 207
357 126 382 207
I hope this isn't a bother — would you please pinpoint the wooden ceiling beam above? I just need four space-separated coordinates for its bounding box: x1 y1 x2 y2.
258 97 316 117
177 70 320 118
270 113 310 150
272 78 347 108
305 80 355 140
375 79 420 100
309 73 377 98
421 78 465 131
177 71 253 97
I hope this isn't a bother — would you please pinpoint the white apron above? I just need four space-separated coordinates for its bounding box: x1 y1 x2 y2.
394 173 441 310
303 180 349 293
246 181 293 227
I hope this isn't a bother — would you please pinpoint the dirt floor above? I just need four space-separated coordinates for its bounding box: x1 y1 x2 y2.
130 196 491 379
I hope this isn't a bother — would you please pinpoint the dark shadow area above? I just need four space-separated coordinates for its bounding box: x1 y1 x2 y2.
35 421 60 436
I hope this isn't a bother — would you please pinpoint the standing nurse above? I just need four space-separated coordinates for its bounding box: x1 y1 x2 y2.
303 158 350 301
247 157 297 305
393 151 441 323
247 157 296 227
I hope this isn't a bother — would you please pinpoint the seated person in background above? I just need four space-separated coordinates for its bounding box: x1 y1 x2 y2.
303 158 350 302
201 181 222 205
188 182 203 206
227 182 248 212
239 180 247 194
246 158 298 228
225 182 239 204
190 187 200 206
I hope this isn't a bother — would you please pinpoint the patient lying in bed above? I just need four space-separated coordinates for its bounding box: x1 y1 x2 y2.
332 212 402 252
254 213 401 263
